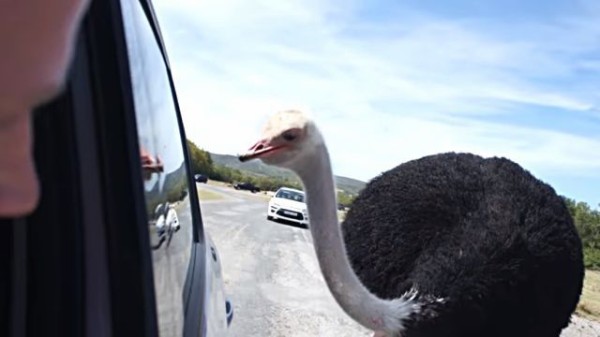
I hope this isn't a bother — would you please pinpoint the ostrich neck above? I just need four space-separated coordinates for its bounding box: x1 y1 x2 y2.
295 145 385 330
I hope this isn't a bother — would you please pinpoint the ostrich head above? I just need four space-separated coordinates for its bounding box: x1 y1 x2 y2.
238 109 323 170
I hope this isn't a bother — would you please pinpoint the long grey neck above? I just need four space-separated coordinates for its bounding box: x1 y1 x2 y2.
294 144 392 331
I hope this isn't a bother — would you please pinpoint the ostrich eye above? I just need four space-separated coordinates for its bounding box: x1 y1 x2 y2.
282 131 297 141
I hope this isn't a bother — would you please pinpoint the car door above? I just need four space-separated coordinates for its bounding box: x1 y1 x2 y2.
119 0 231 335
2 0 231 336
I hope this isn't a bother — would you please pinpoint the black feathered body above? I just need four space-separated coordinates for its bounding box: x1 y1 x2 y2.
342 152 584 337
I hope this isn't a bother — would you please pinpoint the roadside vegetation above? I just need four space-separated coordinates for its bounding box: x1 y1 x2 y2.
563 198 600 270
563 198 600 320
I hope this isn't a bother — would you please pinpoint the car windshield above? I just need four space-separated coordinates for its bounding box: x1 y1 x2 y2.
275 190 305 202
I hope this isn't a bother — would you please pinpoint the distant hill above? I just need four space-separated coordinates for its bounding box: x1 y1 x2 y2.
210 152 367 195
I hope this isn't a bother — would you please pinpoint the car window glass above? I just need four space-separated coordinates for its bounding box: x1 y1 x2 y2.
276 190 304 202
121 0 194 335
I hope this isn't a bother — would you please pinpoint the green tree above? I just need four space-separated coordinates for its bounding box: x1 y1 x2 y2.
337 191 357 207
562 197 600 269
210 164 247 183
187 139 213 176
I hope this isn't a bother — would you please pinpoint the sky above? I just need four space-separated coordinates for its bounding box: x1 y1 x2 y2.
152 0 600 207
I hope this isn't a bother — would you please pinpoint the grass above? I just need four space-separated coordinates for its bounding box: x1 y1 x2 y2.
207 180 230 188
197 188 225 201
576 269 600 321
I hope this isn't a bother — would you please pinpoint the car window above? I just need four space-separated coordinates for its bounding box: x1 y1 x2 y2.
276 190 305 202
121 0 194 335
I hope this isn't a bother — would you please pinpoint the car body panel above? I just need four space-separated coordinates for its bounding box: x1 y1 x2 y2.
204 234 232 336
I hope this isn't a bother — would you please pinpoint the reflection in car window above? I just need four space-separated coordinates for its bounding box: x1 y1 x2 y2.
121 0 193 335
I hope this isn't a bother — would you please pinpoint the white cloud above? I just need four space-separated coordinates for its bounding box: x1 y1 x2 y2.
153 0 600 203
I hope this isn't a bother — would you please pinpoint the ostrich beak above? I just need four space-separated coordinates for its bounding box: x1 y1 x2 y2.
238 139 285 162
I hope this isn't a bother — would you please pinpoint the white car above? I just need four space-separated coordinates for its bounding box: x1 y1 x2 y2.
267 187 309 227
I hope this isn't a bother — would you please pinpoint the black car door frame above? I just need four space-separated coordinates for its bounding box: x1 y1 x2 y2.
4 0 210 336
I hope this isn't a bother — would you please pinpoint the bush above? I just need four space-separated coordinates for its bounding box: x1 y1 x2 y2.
584 248 600 270
187 140 213 176
337 191 357 207
563 197 600 270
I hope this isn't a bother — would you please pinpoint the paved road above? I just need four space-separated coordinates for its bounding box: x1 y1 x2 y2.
199 184 371 337
198 184 600 337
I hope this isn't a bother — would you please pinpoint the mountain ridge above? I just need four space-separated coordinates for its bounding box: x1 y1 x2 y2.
209 152 366 195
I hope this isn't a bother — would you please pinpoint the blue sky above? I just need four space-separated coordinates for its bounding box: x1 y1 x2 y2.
153 0 600 207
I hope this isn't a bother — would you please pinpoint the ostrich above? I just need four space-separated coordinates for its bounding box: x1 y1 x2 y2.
238 110 584 337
